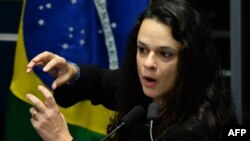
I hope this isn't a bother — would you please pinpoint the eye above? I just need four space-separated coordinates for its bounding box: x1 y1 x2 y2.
137 46 148 54
159 50 173 58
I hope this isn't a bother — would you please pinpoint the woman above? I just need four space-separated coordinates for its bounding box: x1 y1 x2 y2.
26 0 238 140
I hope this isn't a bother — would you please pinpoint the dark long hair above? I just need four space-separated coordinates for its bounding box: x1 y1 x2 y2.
107 0 237 140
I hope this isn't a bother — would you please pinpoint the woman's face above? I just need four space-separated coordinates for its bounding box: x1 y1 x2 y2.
136 18 182 104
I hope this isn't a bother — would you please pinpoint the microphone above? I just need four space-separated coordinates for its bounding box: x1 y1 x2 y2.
147 102 159 141
100 105 145 141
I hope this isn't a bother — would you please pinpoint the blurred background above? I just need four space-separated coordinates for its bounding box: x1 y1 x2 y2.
0 0 249 140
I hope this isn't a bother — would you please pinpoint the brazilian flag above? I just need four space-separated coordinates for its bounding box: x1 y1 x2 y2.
4 0 148 140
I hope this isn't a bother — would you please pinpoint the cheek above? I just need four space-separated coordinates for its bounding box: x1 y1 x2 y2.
161 65 178 89
136 55 142 69
136 56 141 75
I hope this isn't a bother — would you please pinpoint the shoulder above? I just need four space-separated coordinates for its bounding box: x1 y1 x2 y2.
160 116 210 141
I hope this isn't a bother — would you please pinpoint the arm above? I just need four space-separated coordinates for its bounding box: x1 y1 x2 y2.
54 65 121 110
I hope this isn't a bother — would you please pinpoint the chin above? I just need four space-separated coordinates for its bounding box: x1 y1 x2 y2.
143 89 159 99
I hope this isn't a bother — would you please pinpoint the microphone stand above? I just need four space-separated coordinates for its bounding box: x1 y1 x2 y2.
100 105 145 141
100 122 125 141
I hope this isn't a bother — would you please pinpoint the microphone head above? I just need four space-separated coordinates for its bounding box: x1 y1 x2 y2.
147 102 159 120
122 105 145 126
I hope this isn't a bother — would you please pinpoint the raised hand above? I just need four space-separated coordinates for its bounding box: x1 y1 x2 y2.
26 85 73 141
26 51 77 89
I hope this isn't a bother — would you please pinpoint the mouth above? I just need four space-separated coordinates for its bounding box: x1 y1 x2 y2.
142 76 157 88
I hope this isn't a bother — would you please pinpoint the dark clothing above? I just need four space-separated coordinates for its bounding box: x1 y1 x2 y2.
54 65 210 141
159 116 210 141
54 65 121 110
116 115 209 141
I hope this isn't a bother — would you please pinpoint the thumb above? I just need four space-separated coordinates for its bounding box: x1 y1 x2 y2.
51 76 69 90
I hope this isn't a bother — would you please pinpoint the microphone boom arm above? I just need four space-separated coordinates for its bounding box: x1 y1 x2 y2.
100 122 125 141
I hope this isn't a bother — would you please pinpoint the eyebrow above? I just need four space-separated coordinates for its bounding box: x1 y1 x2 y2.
137 40 147 47
137 40 174 50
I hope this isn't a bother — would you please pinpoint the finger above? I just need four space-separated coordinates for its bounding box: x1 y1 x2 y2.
42 57 58 72
26 51 54 73
51 81 58 90
38 85 58 109
29 107 38 119
26 60 42 73
29 107 37 115
30 117 38 129
30 117 43 132
26 93 47 113
42 54 66 72
51 75 69 90
27 52 47 68
52 79 64 90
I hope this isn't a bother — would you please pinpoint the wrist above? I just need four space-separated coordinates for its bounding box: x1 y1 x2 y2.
67 61 80 85
57 134 73 141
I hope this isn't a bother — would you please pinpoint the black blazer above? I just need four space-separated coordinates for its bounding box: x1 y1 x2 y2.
113 115 209 141
54 65 210 141
54 64 120 110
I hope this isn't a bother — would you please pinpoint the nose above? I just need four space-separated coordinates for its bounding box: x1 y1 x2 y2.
144 52 157 69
